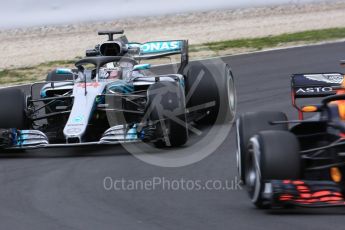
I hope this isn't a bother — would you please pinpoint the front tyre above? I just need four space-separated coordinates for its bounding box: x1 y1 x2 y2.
0 88 28 129
246 130 301 209
236 111 288 184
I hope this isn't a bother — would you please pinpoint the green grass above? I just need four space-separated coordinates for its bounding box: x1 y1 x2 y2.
0 59 77 84
3 27 345 85
191 27 345 52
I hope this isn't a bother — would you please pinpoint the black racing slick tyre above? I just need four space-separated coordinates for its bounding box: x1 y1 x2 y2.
245 131 301 209
236 111 288 184
0 88 28 129
147 81 188 147
46 69 74 82
185 61 236 125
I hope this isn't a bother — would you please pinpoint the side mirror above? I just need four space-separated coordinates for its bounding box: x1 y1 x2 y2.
86 49 99 57
56 68 73 74
133 64 151 71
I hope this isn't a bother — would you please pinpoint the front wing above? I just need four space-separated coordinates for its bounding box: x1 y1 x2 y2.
0 126 142 151
263 180 345 208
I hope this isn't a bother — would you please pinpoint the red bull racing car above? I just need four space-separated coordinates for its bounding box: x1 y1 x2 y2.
237 68 345 209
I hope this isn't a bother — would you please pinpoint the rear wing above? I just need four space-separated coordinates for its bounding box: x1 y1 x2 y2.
291 73 344 119
128 40 189 73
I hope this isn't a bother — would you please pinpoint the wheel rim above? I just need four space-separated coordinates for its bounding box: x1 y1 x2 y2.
246 136 262 203
236 119 242 180
227 71 236 113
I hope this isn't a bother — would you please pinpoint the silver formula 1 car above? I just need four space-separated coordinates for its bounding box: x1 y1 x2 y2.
0 30 236 150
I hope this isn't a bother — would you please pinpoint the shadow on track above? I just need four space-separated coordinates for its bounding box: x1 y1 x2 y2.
267 207 345 215
0 145 130 159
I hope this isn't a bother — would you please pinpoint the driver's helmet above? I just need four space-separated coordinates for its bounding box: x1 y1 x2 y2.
99 68 122 79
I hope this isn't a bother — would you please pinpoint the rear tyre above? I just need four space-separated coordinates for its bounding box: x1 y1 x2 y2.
147 81 188 147
236 111 288 184
246 131 301 209
185 61 236 125
0 88 28 129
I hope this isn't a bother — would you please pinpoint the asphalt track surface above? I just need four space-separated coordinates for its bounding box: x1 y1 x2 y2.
2 42 345 229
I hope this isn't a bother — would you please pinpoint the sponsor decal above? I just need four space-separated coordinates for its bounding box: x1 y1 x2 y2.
66 128 82 135
304 73 344 84
139 41 182 54
296 87 333 94
77 82 100 88
73 116 84 123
